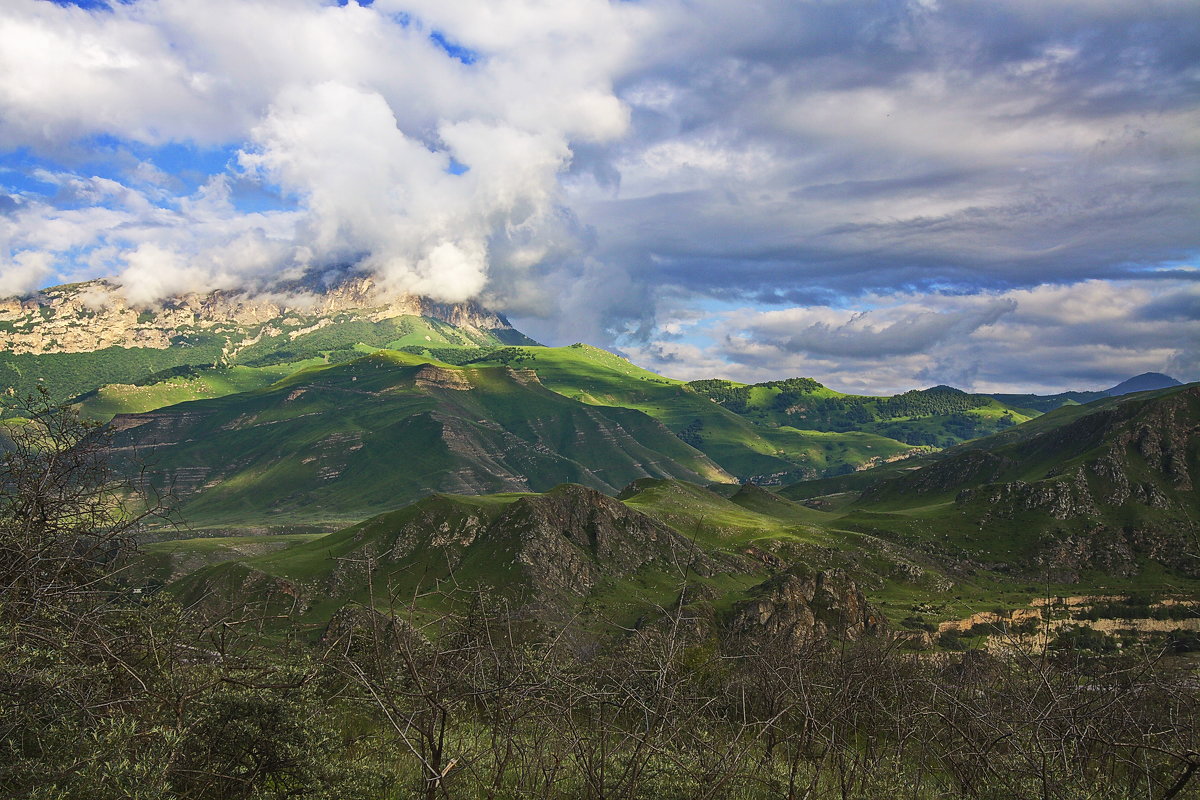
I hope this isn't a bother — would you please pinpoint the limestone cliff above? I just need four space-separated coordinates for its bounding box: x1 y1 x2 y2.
0 275 522 355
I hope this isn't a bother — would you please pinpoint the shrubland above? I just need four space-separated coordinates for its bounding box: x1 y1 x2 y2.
3 394 1199 800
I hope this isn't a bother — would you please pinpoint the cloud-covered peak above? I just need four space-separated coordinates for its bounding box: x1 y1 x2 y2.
0 0 634 303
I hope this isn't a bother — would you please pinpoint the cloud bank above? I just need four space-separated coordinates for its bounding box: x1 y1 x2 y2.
0 0 633 304
0 0 1196 391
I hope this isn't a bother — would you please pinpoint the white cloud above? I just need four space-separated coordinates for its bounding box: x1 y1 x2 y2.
0 250 53 297
623 280 1199 394
0 0 634 304
0 0 1196 393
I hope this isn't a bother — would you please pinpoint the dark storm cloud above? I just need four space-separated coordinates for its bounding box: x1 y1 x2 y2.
569 0 1200 308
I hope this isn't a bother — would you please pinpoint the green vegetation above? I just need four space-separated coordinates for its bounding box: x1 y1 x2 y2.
1 312 529 420
105 354 731 531
74 362 326 420
73 342 923 530
6 380 1200 800
687 377 1039 447
0 336 226 408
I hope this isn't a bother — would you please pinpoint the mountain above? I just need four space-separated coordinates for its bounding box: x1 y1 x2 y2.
817 383 1200 580
0 275 528 356
987 371 1184 412
166 482 884 645
105 352 733 531
139 384 1200 642
685 377 1039 448
0 276 536 410
1105 372 1182 396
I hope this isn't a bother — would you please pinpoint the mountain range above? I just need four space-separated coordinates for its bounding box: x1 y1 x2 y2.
3 279 1196 642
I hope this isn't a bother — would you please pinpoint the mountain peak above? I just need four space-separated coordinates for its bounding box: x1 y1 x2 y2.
1105 372 1182 396
0 275 527 356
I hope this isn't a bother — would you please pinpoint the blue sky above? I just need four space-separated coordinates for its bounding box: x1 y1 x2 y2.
0 0 1197 393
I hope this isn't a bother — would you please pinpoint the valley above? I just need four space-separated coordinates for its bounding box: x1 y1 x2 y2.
3 280 1197 800
4 279 1196 634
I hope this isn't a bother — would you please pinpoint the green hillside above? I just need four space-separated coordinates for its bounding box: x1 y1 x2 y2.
988 390 1107 413
133 383 1200 637
686 377 1039 447
164 479 944 635
460 344 918 481
107 352 731 531
73 362 325 420
1 312 534 417
787 383 1200 585
87 341 920 488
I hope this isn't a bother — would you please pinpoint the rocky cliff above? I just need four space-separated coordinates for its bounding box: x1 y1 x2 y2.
861 384 1200 579
0 275 521 355
728 565 885 648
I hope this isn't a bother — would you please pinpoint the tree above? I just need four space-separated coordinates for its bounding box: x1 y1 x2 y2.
0 389 159 631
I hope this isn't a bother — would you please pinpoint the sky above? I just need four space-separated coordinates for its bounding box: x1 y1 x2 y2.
0 0 1197 394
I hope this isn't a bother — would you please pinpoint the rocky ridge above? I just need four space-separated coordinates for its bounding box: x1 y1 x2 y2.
0 275 519 355
729 566 885 646
861 384 1200 579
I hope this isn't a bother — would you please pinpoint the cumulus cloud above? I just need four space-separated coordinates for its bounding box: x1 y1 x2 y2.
621 280 1199 394
0 0 1196 391
0 0 634 303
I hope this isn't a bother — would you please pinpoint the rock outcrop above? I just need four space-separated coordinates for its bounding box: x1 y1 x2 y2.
0 275 520 355
501 485 724 603
728 565 885 648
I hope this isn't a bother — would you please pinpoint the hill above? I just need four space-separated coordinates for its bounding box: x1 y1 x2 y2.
106 352 731 531
0 276 535 410
1106 372 1182 396
3 280 922 485
168 481 888 643
987 371 1184 412
685 377 1038 448
821 383 1200 581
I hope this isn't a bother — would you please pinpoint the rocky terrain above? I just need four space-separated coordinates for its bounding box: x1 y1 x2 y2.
851 383 1200 579
0 275 523 356
729 566 885 646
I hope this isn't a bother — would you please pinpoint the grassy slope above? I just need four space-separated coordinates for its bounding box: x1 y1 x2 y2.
153 377 1200 633
988 390 1108 413
27 327 919 481
2 314 525 419
163 480 955 634
465 344 916 480
114 352 729 530
1 336 227 410
159 473 1100 633
773 384 1200 613
76 362 325 420
686 377 1040 448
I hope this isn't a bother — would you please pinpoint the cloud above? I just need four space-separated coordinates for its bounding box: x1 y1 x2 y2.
0 0 1197 391
571 0 1200 304
727 299 1017 358
0 0 634 303
0 250 53 297
620 280 1199 394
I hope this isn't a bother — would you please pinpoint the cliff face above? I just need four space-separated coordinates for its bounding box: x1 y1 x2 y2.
728 566 885 648
0 276 518 355
865 385 1200 579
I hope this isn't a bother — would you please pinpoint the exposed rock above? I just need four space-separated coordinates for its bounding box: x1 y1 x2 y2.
728 565 885 648
504 484 724 602
0 275 522 355
413 365 474 391
1034 524 1200 581
862 449 1013 501
957 467 1098 520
